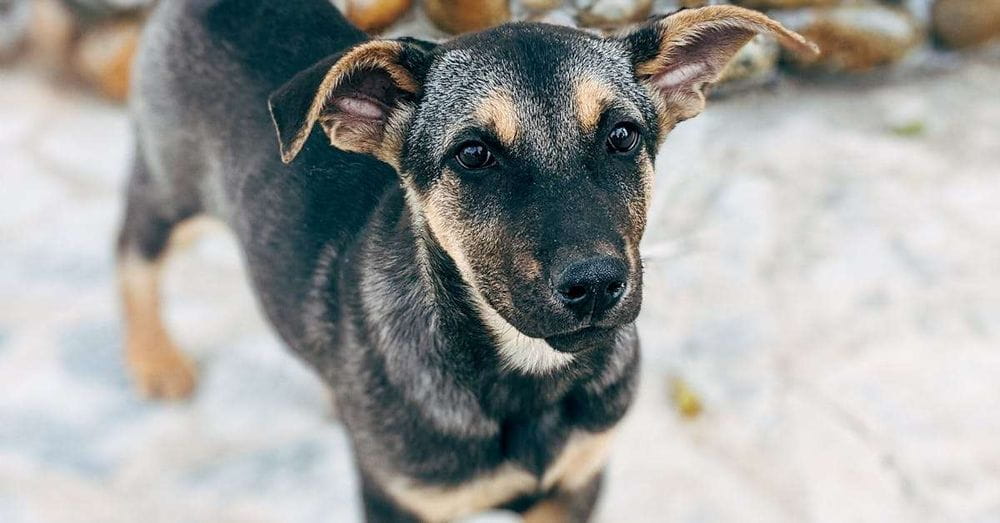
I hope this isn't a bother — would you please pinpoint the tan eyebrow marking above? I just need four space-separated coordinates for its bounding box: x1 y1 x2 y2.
573 75 616 133
473 89 519 146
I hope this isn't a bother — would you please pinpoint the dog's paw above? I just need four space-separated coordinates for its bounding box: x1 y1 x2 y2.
127 342 198 400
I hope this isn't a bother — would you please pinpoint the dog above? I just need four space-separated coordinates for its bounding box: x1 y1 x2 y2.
116 0 817 520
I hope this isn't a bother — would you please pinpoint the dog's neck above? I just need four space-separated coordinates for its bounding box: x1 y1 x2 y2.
298 183 638 434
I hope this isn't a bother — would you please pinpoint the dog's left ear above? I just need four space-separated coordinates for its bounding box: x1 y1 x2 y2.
617 6 819 129
268 38 435 165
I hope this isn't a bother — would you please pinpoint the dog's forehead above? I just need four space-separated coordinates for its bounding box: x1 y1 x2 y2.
414 25 642 164
433 25 629 81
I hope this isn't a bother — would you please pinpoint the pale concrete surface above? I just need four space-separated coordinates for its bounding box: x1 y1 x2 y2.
2 54 999 522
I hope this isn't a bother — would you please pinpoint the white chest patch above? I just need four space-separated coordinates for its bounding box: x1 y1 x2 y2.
423 218 575 375
476 299 574 374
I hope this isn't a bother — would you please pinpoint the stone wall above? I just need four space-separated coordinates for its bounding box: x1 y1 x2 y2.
417 0 1000 93
1 0 997 101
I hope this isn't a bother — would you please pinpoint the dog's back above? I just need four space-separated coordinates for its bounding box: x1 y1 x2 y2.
131 0 370 220
126 0 395 347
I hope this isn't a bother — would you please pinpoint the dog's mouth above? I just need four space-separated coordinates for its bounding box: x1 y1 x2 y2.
545 325 617 353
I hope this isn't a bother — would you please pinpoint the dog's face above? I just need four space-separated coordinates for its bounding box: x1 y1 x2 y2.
270 7 817 356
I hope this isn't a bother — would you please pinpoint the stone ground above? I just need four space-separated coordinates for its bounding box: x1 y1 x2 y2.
2 51 1000 522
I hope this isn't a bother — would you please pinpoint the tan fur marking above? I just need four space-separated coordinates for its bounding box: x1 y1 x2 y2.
542 429 616 491
473 89 519 147
383 430 615 520
517 251 543 281
381 429 616 519
626 153 654 237
383 464 537 522
167 215 227 249
624 236 640 280
275 40 418 163
573 76 615 133
635 6 819 78
523 500 570 523
119 252 197 400
640 153 655 215
118 216 225 400
374 102 416 170
421 173 471 282
646 93 676 144
420 173 573 374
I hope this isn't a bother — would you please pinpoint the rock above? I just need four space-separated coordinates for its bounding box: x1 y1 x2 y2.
881 0 934 25
775 4 923 73
26 0 77 70
345 0 412 32
520 0 565 12
576 0 653 28
714 34 781 95
651 0 708 15
731 0 841 9
932 0 1000 48
0 0 32 62
57 0 153 24
73 18 141 102
529 8 580 28
423 0 510 33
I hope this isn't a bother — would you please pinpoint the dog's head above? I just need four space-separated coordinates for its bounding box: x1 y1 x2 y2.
270 6 817 362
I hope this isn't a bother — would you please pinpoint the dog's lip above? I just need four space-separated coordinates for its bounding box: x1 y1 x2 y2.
550 325 601 337
544 319 621 339
544 325 613 353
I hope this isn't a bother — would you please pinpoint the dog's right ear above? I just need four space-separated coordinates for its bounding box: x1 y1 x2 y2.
616 6 818 136
268 39 435 165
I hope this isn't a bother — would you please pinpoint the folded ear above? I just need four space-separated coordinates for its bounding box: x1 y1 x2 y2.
618 6 819 129
268 38 435 165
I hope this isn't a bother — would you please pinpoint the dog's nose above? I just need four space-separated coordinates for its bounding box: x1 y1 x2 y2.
554 256 628 317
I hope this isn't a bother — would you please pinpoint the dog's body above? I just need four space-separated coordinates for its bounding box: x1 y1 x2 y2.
118 1 816 520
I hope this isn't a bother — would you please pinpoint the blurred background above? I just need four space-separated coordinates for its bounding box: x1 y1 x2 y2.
2 0 999 521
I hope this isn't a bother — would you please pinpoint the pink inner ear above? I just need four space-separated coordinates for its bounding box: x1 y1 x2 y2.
334 96 385 120
652 62 708 91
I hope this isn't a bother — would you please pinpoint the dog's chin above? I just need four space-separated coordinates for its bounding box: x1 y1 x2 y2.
544 326 618 354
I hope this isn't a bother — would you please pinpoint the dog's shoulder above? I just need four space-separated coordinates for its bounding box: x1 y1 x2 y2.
199 0 364 52
179 0 367 85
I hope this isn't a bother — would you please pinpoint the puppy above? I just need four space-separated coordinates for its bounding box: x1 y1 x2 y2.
116 0 817 520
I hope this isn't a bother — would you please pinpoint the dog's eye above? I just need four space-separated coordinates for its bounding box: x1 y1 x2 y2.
606 122 640 154
455 141 495 170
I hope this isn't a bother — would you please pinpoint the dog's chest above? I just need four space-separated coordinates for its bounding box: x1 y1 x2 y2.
500 409 573 477
384 429 615 522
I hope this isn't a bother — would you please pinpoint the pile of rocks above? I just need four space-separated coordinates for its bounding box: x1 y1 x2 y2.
1 0 997 101
377 0 1000 94
0 0 149 101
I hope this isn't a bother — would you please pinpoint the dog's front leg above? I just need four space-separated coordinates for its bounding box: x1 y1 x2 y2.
522 471 605 523
360 476 422 523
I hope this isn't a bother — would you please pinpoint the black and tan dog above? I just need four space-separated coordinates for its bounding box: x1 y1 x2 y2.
116 0 816 520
